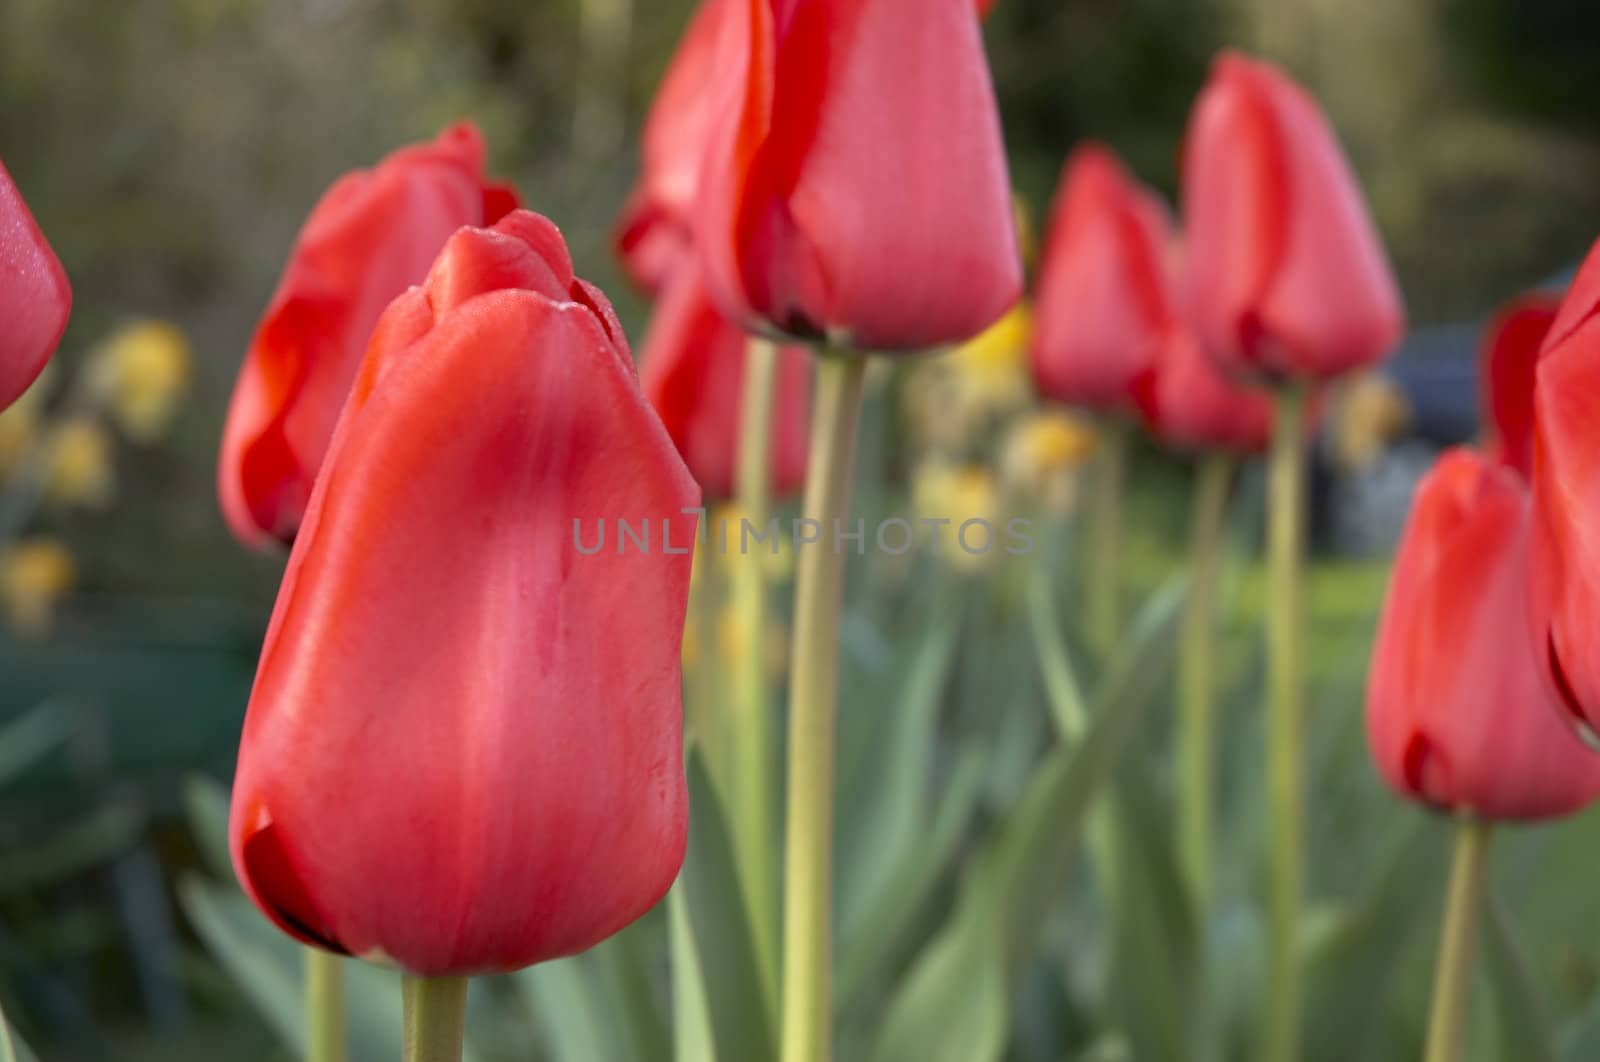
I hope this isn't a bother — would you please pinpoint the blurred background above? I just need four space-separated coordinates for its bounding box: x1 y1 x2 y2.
4 0 1600 1058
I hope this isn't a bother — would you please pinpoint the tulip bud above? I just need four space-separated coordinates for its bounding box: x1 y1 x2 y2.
1181 52 1404 381
219 122 518 548
229 210 699 976
641 264 810 500
1530 242 1600 736
1031 144 1172 412
693 0 1021 351
0 158 72 412
615 0 731 295
1479 293 1558 478
1134 323 1276 455
1368 449 1600 820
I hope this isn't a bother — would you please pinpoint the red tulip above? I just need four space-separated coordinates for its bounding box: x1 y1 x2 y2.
1367 448 1600 820
1031 143 1172 411
1134 323 1276 454
229 210 698 976
1181 51 1403 381
1479 293 1558 478
219 122 518 548
693 0 1021 351
616 0 731 296
0 158 71 411
1530 242 1600 736
641 264 810 500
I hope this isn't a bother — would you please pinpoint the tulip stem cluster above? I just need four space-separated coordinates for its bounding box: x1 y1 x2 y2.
733 335 782 1013
305 950 348 1062
1086 418 1128 654
1264 382 1310 1062
401 975 469 1062
1179 453 1234 916
780 350 869 1062
1424 819 1492 1062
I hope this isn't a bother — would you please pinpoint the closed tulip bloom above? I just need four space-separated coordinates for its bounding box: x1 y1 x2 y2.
229 210 698 976
0 158 71 411
1182 52 1404 381
1135 323 1275 454
1368 449 1600 819
219 122 518 548
694 0 1021 351
616 0 731 295
1530 244 1600 733
1032 144 1173 411
641 264 810 500
1479 293 1558 478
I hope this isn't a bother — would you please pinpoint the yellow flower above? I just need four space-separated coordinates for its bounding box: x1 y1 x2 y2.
708 501 794 583
43 417 117 510
1000 410 1099 516
0 406 40 477
904 303 1034 454
0 365 57 476
1013 193 1038 271
912 460 1002 574
681 616 700 670
951 302 1032 411
85 320 193 442
715 599 790 680
1330 373 1411 473
2 539 75 639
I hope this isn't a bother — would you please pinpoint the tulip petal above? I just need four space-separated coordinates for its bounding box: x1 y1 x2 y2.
1480 293 1558 478
641 265 810 499
231 213 697 977
1530 313 1600 735
1031 144 1173 410
1182 52 1403 380
0 159 72 411
1368 448 1600 820
219 123 518 547
698 0 1020 351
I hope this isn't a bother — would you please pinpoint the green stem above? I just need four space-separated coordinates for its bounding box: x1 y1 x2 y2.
780 350 868 1062
402 976 469 1062
1424 820 1492 1062
1263 383 1309 1062
1087 419 1128 655
732 336 781 1018
306 949 348 1062
1179 453 1234 912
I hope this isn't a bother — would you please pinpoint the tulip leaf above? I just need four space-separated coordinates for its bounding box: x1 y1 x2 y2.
669 884 717 1062
872 579 1185 1062
184 772 235 882
867 904 1009 1062
518 951 636 1062
1026 577 1088 739
1483 889 1556 1062
516 925 668 1062
986 577 1185 978
835 749 985 1006
678 753 775 1062
0 999 39 1062
838 603 964 957
1560 992 1600 1062
178 874 464 1062
1104 767 1198 1062
178 873 318 1056
1301 813 1445 1062
0 801 145 895
0 699 80 790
